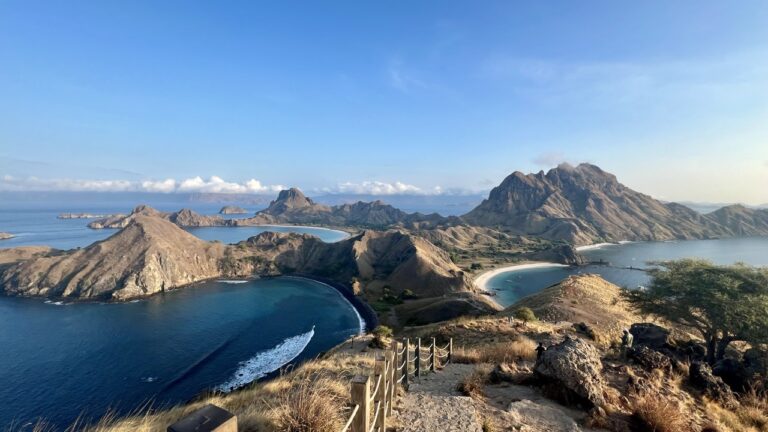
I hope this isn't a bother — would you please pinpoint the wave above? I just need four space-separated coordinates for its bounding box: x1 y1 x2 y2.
215 326 315 393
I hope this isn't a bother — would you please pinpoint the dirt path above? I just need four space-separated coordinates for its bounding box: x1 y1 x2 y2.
393 364 483 432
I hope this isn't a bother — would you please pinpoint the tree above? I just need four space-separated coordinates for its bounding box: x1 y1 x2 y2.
624 259 768 364
513 307 537 323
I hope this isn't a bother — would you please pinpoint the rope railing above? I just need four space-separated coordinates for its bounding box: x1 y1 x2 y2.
342 336 453 432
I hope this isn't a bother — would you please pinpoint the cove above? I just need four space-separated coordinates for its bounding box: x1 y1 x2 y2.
0 277 362 429
486 237 768 307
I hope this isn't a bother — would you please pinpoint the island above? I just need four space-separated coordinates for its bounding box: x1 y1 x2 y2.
219 205 249 214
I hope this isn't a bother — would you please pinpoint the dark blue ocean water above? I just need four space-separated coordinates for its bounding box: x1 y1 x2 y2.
0 204 348 250
488 237 768 307
0 277 362 429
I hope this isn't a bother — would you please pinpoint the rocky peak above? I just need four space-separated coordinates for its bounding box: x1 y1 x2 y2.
264 188 316 214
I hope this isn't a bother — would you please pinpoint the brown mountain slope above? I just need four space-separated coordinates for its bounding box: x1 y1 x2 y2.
462 163 758 245
2 215 226 300
706 204 768 236
2 214 495 322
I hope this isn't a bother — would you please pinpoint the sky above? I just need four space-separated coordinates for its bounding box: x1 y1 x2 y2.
1 1 767 204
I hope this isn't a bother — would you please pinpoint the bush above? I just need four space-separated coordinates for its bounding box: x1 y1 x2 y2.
372 325 393 338
457 366 491 399
274 378 343 432
512 307 537 323
400 289 418 300
630 396 687 432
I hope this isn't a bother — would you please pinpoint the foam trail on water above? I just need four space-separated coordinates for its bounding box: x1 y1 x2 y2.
217 280 250 284
215 326 315 393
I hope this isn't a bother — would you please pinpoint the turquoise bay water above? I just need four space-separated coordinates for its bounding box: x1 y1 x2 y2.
488 237 768 307
0 278 362 429
0 206 348 249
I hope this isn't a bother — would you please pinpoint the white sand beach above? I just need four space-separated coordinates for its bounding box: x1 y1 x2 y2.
474 262 569 291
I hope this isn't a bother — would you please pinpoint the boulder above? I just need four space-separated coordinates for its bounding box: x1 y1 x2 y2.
629 323 671 350
713 358 752 392
534 337 607 408
689 362 739 408
744 347 768 377
628 346 672 371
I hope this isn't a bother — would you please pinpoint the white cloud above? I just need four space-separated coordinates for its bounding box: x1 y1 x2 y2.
532 151 567 168
388 59 427 93
0 175 284 194
329 181 450 196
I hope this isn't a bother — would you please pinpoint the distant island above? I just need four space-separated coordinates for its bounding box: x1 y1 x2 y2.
0 232 14 240
58 212 121 220
219 205 248 214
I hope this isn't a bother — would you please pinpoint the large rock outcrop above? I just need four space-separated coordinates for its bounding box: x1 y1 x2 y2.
534 337 607 408
462 163 768 245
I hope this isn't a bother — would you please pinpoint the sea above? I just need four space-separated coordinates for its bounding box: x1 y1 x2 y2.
485 237 768 307
0 203 356 428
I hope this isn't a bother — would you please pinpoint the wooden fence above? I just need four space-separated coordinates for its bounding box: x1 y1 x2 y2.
340 337 453 432
166 336 452 432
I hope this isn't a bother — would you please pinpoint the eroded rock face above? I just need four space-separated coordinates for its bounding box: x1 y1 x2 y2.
534 337 607 408
689 362 739 409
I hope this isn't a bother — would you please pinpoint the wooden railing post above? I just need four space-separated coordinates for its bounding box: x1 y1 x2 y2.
403 338 410 387
350 375 370 432
415 338 421 378
385 350 395 416
448 338 453 364
430 337 437 372
374 355 387 432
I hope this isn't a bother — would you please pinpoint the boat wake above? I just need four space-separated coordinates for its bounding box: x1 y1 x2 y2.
217 280 250 284
215 326 315 393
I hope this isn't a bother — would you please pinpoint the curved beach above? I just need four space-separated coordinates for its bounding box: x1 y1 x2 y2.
474 262 569 292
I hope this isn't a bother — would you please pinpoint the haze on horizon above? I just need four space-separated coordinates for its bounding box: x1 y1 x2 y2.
1 1 767 205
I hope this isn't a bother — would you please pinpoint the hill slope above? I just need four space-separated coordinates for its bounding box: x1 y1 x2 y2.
463 163 764 245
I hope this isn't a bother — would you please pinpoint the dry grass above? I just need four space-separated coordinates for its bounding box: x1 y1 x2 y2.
457 365 492 399
452 337 537 364
631 395 689 432
706 387 768 432
273 377 344 432
51 347 377 432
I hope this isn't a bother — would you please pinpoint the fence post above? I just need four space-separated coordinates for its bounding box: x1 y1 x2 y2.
448 338 453 364
430 337 437 372
374 355 387 432
403 338 410 387
350 375 370 432
386 350 395 416
415 338 422 378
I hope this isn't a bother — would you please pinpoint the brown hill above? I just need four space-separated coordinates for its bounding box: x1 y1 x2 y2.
2 215 226 300
2 213 496 322
706 204 768 236
463 163 764 245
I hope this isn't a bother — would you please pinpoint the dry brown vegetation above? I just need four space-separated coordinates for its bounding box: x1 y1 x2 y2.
452 337 537 364
630 395 690 432
457 365 492 399
707 387 768 432
12 338 376 432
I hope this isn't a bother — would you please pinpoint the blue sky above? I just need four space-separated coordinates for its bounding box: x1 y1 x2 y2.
1 1 767 203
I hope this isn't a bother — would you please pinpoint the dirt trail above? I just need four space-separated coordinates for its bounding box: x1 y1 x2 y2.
393 364 483 432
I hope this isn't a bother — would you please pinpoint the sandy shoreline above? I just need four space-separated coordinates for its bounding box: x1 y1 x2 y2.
474 262 570 292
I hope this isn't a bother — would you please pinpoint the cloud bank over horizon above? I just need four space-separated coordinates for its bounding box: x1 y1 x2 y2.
0 175 463 196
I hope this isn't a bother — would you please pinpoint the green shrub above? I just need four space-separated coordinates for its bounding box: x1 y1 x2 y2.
372 325 393 338
512 307 537 323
